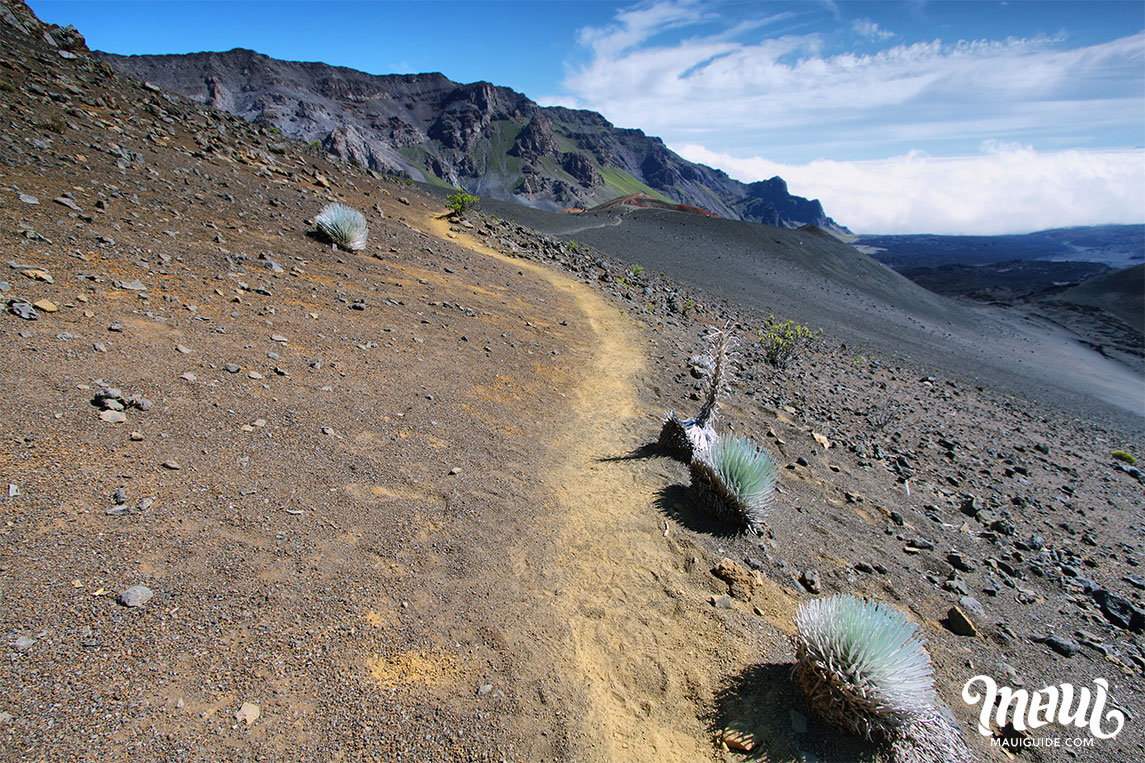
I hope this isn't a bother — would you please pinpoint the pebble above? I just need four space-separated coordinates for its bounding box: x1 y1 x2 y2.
710 595 733 609
162 460 181 470
224 363 241 373
946 606 979 637
99 410 126 424
18 193 38 204
235 702 260 726
799 569 822 594
1044 634 1080 657
175 344 191 354
116 585 153 608
477 683 493 696
180 372 197 382
13 635 35 653
32 299 58 312
8 300 37 320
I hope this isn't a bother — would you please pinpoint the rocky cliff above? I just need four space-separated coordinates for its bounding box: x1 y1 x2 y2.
96 47 847 233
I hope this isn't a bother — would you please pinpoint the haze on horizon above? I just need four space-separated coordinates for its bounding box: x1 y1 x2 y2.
29 0 1145 236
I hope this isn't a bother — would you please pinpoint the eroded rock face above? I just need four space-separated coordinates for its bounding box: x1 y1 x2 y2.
561 152 601 188
509 116 558 162
96 45 848 231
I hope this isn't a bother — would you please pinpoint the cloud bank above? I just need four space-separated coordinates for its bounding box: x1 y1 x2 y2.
674 143 1145 234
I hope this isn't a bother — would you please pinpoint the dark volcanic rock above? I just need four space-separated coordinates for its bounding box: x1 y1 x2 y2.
96 48 848 231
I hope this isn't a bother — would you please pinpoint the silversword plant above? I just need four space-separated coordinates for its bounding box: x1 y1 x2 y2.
689 433 778 533
316 203 368 251
659 326 733 461
793 595 937 739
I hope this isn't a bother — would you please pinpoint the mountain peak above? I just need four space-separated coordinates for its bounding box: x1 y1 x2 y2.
96 48 848 233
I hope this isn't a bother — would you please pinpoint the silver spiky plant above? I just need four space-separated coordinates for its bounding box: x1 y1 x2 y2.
316 203 368 251
792 595 938 740
659 326 733 462
689 433 778 532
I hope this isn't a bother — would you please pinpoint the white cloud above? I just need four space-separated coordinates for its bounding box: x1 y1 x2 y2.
673 143 1145 235
562 3 1144 163
852 18 894 41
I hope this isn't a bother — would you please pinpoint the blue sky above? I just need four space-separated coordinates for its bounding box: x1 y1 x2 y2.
29 0 1145 234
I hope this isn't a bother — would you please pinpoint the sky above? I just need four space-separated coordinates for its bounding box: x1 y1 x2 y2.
28 0 1145 235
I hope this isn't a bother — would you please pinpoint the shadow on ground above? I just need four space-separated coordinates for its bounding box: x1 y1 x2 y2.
708 662 882 762
654 484 740 539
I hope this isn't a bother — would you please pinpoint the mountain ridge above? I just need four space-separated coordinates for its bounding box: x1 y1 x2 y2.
94 46 848 234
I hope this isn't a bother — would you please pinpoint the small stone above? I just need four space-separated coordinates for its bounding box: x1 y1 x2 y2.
112 488 127 505
321 427 334 436
1044 635 1080 657
116 585 153 608
477 683 493 697
719 729 755 752
180 372 196 382
235 702 260 726
175 344 191 354
945 606 979 637
18 193 38 204
54 196 81 211
8 300 36 320
710 595 733 609
162 460 181 470
130 431 143 441
13 635 35 653
270 334 288 343
958 596 986 619
32 299 58 313
116 279 147 291
108 323 123 332
248 371 264 380
99 409 126 424
449 467 462 475
21 268 53 283
799 569 821 594
223 363 241 373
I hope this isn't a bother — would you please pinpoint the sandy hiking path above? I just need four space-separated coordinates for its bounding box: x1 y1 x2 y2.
424 215 798 761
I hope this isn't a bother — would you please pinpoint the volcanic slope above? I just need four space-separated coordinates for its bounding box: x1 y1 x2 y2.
470 199 1145 432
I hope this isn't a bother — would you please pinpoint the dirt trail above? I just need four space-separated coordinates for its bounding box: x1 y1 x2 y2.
425 216 790 761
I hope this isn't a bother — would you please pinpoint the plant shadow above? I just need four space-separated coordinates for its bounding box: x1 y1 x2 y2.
655 484 740 539
709 662 882 762
596 442 662 463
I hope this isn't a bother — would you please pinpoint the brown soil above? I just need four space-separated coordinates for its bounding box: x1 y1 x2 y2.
2 7 1144 763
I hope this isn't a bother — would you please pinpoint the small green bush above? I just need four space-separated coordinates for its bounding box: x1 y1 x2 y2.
445 189 479 216
315 203 368 251
1112 450 1137 465
758 315 820 368
630 264 644 276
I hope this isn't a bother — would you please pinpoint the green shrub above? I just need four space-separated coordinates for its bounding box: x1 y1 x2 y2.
758 315 819 368
1112 450 1137 465
315 203 368 251
689 433 778 532
793 595 937 739
630 264 644 276
445 189 479 216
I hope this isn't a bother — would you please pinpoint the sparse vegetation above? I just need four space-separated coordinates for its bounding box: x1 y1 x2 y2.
315 203 368 251
445 189 479 216
630 264 644 277
689 433 779 532
0 80 16 93
758 315 820 368
1112 450 1137 465
793 595 937 739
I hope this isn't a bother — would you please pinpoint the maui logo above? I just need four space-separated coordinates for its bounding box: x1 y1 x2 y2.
962 675 1125 740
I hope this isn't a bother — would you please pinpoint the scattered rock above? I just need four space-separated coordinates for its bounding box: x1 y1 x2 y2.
799 569 822 594
1043 634 1080 657
99 409 126 424
712 558 755 601
32 299 57 312
235 702 260 726
116 585 153 608
945 606 980 637
710 595 733 609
